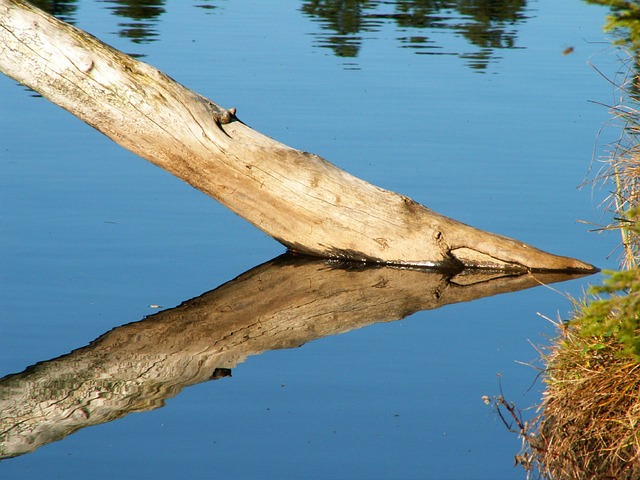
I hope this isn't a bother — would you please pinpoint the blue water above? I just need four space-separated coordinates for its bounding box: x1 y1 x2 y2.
0 0 622 478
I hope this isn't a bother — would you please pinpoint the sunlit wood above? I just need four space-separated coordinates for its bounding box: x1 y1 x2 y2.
0 0 596 271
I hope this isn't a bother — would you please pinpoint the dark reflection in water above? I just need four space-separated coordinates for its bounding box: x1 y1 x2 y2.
0 255 589 460
28 0 79 23
584 0 640 102
193 0 222 12
300 0 380 58
30 0 167 46
584 0 640 49
301 0 528 70
101 0 166 44
30 0 530 70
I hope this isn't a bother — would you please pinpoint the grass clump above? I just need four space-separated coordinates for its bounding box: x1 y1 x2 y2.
576 267 640 361
534 270 640 479
492 268 640 479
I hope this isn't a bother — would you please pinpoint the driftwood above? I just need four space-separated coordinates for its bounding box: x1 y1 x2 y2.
0 0 596 271
0 254 589 459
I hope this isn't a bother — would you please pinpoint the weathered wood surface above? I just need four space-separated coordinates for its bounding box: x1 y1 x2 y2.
0 255 589 459
0 0 596 271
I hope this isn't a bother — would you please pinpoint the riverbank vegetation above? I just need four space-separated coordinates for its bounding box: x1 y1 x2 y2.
534 270 640 478
513 112 640 476
498 3 640 478
537 15 639 480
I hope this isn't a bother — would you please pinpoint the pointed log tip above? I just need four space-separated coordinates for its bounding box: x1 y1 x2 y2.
528 259 600 274
447 239 600 274
451 247 600 274
516 250 600 274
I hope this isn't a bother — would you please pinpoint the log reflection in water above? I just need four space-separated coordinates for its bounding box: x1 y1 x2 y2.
0 254 589 459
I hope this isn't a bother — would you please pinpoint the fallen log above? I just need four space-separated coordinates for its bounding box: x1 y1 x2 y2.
0 0 596 271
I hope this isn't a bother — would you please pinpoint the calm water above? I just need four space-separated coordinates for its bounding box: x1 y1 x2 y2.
0 0 622 478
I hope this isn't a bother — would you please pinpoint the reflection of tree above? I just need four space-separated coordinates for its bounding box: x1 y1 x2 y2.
31 1 527 67
102 0 166 44
584 0 640 49
583 2 640 118
28 0 168 44
28 0 79 23
28 0 167 46
301 0 379 57
457 1 526 69
301 0 528 70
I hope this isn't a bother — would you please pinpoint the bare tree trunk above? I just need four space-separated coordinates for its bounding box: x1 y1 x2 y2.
0 0 596 271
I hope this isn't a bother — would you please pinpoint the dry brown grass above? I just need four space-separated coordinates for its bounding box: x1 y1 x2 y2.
588 52 640 268
533 317 640 479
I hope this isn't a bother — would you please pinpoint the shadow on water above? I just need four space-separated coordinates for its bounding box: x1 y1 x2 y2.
0 254 590 460
33 0 530 70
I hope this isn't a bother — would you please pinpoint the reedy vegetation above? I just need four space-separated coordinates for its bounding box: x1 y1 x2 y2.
509 2 640 478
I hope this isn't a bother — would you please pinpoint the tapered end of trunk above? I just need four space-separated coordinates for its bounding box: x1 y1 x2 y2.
449 245 598 273
444 223 599 273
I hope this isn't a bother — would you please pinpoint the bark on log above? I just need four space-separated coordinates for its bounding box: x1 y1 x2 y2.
0 254 590 459
0 0 597 271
